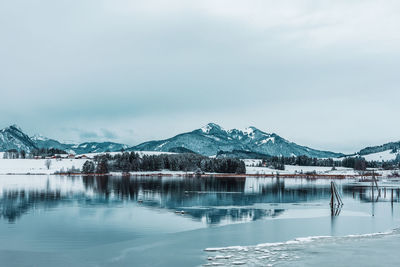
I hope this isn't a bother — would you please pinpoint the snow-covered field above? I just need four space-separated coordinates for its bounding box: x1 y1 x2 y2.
335 150 400 162
362 150 399 162
0 152 398 176
0 158 87 175
0 151 178 175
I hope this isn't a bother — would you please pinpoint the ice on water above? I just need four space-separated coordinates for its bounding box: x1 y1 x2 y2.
203 229 398 266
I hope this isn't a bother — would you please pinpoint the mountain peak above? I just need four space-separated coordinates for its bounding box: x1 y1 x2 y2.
1 124 23 133
0 124 37 152
200 123 225 134
247 126 259 131
241 126 258 134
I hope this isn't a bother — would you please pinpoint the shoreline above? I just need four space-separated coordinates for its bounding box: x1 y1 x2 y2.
0 172 385 179
1 157 399 178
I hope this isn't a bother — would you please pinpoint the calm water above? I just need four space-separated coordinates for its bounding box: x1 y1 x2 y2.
0 175 400 266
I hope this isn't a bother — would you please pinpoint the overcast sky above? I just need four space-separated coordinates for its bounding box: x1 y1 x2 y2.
1 0 400 153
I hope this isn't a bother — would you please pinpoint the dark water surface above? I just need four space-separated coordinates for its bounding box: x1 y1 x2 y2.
0 175 399 266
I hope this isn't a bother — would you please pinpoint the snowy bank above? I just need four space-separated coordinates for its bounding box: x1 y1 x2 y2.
0 157 398 177
0 158 87 175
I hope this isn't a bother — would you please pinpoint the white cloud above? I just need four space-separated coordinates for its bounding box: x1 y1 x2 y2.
1 0 400 153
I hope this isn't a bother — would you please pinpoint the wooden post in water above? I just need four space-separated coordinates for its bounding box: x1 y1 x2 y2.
333 182 343 205
330 182 334 203
372 180 374 201
391 189 394 203
330 182 335 215
371 170 380 197
330 181 343 216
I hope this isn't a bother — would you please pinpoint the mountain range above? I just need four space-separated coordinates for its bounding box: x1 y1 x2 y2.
130 123 343 158
1 123 399 160
0 125 128 154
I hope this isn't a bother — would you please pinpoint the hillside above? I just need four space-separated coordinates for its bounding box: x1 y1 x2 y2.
355 141 400 161
0 125 38 152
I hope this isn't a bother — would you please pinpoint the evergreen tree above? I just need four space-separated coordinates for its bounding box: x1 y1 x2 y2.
96 159 109 174
82 160 95 174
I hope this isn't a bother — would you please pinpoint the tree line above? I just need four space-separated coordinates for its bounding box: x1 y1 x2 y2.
82 152 246 174
2 148 68 159
258 155 342 170
258 155 400 171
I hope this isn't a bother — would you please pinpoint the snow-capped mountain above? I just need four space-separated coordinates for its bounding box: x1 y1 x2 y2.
31 134 72 151
68 142 129 154
11 123 400 160
0 125 128 154
130 123 344 158
0 125 38 152
30 134 128 154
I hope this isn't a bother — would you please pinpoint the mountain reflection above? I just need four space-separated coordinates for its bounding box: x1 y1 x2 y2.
1 176 397 224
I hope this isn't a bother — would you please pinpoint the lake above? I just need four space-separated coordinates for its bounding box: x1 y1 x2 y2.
0 175 399 266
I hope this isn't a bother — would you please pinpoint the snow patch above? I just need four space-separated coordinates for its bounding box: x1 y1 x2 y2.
31 134 48 141
241 127 255 138
362 150 398 162
201 123 226 134
157 142 168 148
259 137 275 144
201 125 212 134
0 158 86 175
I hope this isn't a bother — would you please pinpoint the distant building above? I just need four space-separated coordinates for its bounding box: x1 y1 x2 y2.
55 154 69 159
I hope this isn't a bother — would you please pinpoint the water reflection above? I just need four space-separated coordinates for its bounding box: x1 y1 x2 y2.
1 176 400 224
0 190 63 222
343 184 400 203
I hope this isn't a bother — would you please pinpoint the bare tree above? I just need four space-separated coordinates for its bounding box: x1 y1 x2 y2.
45 159 52 170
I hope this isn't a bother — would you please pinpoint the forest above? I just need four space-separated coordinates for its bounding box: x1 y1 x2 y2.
82 152 247 174
257 155 400 171
2 148 67 159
